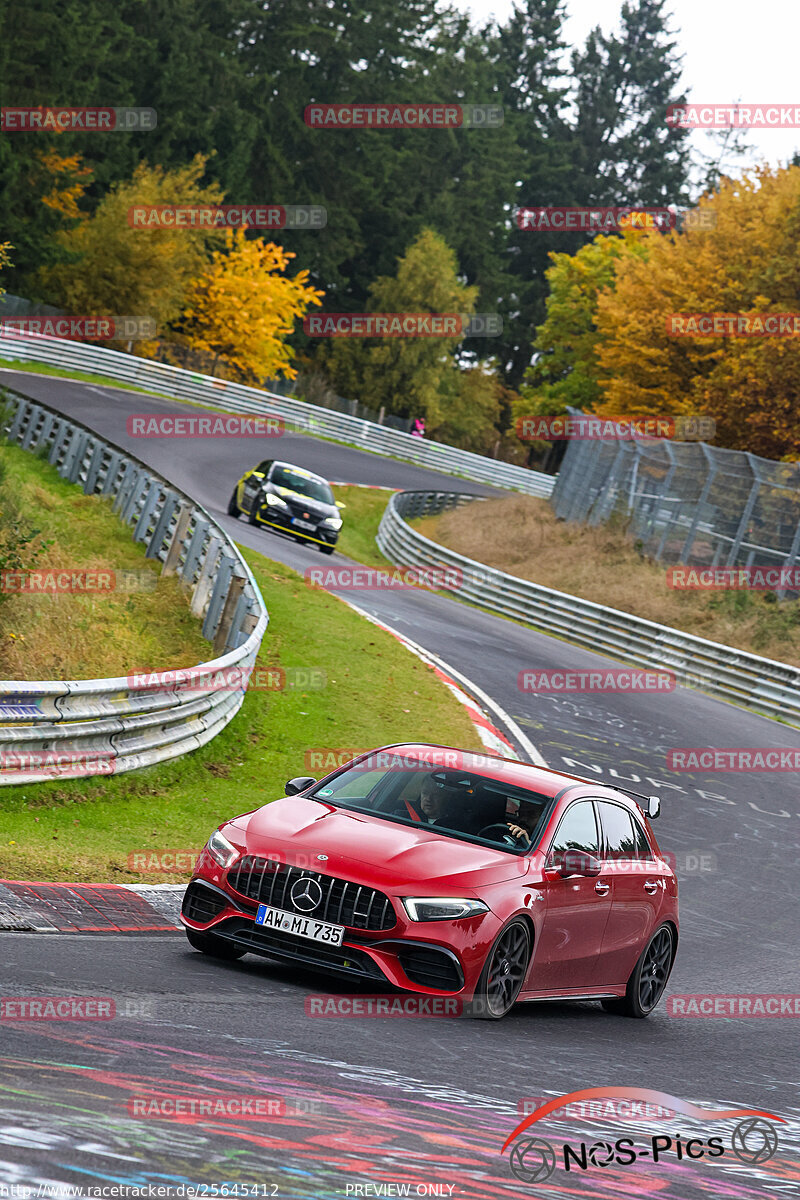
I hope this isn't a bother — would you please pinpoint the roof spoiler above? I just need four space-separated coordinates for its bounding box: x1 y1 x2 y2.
560 772 662 819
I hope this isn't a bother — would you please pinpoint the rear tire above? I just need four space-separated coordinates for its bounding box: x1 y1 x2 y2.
471 918 531 1019
186 928 246 960
602 924 674 1018
227 488 240 517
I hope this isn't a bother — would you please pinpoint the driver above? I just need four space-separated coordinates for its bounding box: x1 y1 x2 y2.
505 796 535 844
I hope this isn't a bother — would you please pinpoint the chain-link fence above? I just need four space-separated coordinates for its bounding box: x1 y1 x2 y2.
551 412 800 581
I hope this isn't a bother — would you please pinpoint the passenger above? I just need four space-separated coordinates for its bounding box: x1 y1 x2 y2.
417 776 461 827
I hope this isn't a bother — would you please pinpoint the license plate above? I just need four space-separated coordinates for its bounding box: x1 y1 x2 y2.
255 904 344 945
292 518 316 531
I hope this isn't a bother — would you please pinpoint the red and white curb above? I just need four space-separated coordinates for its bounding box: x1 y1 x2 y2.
340 598 547 766
0 879 183 933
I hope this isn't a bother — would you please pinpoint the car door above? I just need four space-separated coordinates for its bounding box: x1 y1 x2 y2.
595 801 664 987
532 800 613 991
240 463 269 512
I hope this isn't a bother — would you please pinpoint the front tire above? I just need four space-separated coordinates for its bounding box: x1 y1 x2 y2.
320 544 335 555
247 503 260 526
227 488 240 517
186 928 246 960
602 924 674 1018
471 918 531 1019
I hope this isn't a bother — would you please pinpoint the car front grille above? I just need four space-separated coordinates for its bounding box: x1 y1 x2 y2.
182 881 228 924
395 945 463 991
212 917 387 979
227 855 396 931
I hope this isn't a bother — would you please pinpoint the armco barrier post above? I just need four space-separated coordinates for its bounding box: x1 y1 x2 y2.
163 503 193 576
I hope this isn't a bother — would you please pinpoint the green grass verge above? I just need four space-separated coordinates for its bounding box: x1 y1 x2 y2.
333 485 394 569
0 439 209 680
0 544 483 883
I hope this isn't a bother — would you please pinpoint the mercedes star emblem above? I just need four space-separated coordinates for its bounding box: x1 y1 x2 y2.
290 876 323 913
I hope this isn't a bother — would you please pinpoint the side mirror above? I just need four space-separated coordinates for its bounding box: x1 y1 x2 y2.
285 776 317 796
335 501 346 509
647 795 661 820
560 849 602 878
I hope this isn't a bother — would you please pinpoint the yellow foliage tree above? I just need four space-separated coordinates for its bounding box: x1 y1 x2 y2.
40 155 225 334
0 243 12 295
36 149 93 222
594 166 800 458
179 229 324 382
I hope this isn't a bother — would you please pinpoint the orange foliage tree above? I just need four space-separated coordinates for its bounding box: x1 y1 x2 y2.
594 167 800 458
180 229 324 382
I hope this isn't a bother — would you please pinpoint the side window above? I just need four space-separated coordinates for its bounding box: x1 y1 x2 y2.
257 460 273 475
631 815 653 861
598 803 637 867
547 801 599 866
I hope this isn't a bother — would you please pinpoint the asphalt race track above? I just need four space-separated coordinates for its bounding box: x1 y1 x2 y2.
1 367 798 1197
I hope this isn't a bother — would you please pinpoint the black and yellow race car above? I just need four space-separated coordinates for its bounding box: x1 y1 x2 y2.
227 459 343 553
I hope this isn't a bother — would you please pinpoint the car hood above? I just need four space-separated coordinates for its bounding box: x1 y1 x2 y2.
229 798 527 890
263 483 337 519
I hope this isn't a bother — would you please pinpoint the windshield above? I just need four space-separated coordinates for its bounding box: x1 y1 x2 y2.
311 762 552 852
270 465 333 504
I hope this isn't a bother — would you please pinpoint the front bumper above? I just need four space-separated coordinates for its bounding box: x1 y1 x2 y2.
181 874 481 995
253 507 339 548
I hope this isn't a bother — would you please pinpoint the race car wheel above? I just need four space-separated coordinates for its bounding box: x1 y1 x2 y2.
227 488 240 517
185 928 246 961
602 924 674 1018
320 544 335 555
471 918 531 1019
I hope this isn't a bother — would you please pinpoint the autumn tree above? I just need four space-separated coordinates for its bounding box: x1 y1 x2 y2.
0 243 12 295
518 233 644 420
179 230 324 382
39 156 225 333
319 229 479 429
594 166 800 457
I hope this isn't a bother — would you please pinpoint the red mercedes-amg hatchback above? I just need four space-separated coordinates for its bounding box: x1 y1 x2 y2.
181 744 678 1019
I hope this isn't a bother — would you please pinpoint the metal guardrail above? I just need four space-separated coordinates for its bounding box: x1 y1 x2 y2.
0 332 556 498
377 491 800 728
0 387 269 785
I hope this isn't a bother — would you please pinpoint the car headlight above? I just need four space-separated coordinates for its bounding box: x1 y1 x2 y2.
321 516 342 530
402 897 489 921
206 829 240 868
265 493 289 510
